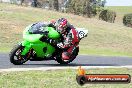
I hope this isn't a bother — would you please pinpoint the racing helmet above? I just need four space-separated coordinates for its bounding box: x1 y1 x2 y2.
56 18 68 34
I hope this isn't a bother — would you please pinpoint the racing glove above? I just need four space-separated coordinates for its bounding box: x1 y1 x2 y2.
57 43 64 49
41 36 57 45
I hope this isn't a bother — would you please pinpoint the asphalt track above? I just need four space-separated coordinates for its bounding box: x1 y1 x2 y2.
0 53 132 69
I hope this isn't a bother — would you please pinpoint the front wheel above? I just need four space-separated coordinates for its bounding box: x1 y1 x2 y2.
9 44 31 65
56 47 79 64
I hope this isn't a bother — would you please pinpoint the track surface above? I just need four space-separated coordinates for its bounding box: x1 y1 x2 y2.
0 53 132 69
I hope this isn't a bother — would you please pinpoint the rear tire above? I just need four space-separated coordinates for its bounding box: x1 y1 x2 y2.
9 44 31 65
56 47 79 64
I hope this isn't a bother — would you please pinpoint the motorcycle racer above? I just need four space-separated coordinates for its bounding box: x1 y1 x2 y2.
47 18 79 61
30 18 79 61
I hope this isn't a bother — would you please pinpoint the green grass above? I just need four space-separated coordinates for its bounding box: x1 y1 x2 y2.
0 3 132 57
0 68 132 88
80 48 132 56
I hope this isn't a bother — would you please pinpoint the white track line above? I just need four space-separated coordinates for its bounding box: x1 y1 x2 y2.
0 65 132 72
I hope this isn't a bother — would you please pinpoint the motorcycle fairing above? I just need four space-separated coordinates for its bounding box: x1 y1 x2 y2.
21 24 59 58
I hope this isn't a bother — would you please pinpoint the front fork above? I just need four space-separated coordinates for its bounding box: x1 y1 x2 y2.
20 41 32 56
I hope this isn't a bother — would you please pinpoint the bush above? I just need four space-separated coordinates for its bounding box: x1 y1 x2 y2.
66 0 97 18
123 13 132 27
99 9 116 23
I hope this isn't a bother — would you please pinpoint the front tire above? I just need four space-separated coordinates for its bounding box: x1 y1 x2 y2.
9 44 31 65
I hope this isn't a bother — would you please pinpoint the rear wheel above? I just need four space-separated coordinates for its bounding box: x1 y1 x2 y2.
56 47 79 64
9 44 31 65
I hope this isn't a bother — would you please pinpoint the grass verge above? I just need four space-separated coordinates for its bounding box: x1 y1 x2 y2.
0 68 132 88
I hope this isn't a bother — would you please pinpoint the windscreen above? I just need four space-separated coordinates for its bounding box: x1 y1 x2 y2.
28 22 47 34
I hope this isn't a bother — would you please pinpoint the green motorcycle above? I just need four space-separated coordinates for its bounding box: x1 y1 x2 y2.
9 24 88 65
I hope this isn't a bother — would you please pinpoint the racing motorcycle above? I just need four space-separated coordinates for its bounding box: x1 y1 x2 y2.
9 23 88 65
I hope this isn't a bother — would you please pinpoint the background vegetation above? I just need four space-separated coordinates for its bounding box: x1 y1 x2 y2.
0 3 132 57
123 13 132 27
